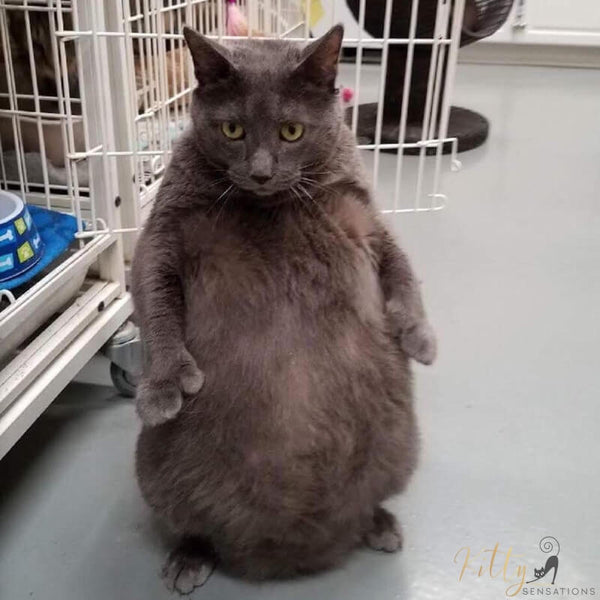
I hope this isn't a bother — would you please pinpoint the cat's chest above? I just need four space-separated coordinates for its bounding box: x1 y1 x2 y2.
181 205 380 315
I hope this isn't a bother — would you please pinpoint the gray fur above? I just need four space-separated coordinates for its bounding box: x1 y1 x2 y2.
132 25 436 581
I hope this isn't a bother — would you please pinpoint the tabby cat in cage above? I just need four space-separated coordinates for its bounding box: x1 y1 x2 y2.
0 5 188 168
0 9 80 167
132 24 436 592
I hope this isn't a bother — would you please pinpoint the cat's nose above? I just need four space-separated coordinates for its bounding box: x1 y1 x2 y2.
251 174 272 184
249 148 273 184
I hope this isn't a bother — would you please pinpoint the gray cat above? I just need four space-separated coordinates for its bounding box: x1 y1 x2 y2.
132 24 436 593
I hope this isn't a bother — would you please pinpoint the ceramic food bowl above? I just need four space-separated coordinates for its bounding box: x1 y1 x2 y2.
0 190 44 283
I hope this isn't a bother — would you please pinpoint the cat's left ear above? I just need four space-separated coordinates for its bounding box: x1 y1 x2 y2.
294 24 344 92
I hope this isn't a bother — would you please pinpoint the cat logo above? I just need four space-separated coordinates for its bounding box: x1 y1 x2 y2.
454 535 598 597
526 537 559 585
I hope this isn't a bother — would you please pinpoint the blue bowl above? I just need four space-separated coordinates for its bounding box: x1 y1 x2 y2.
0 191 45 283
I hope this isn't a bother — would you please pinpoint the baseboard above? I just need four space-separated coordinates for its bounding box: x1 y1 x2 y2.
458 43 600 69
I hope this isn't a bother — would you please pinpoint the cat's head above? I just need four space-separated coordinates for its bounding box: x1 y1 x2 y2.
183 25 344 200
7 10 79 106
534 568 543 578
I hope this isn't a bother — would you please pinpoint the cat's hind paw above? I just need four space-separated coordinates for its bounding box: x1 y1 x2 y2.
401 321 437 365
162 538 216 595
136 379 182 427
365 506 403 553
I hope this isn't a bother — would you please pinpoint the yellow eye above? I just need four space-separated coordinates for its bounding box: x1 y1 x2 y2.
221 122 245 140
280 123 304 142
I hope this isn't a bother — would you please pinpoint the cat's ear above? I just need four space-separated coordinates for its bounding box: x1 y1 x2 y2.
294 24 344 91
183 26 235 86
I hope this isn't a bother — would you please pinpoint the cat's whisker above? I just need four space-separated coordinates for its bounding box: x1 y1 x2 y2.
204 179 233 214
213 183 233 207
300 160 325 171
213 185 235 227
296 183 326 220
201 177 227 191
297 183 314 202
290 185 317 218
207 182 234 215
300 178 328 195
300 177 342 201
204 177 227 187
301 177 334 189
303 170 335 177
289 185 307 207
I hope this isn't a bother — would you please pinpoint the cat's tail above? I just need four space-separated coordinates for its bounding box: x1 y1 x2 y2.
540 536 560 556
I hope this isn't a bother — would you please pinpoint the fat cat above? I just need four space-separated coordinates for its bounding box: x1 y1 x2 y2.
132 24 436 592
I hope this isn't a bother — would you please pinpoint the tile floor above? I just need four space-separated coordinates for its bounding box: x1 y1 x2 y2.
1 63 599 600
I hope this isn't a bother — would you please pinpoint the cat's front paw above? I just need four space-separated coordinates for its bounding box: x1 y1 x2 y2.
136 379 183 426
401 321 437 365
136 349 205 426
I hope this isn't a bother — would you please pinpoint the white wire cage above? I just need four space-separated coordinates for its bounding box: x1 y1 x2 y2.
0 0 464 459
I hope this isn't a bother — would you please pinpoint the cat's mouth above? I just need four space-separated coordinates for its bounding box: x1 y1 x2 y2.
250 187 279 197
231 182 303 208
228 174 301 199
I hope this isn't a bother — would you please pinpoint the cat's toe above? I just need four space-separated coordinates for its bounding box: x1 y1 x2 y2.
365 507 403 553
136 380 182 426
366 529 403 553
162 540 216 596
401 322 437 365
173 562 214 595
178 349 205 395
179 364 205 395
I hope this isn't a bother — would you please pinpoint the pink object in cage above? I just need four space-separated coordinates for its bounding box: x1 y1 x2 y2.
226 0 249 37
341 87 354 104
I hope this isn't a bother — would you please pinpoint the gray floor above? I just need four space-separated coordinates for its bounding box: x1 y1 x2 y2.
1 63 600 599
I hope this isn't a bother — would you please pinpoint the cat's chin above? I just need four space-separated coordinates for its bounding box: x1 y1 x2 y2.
251 188 278 197
238 188 294 207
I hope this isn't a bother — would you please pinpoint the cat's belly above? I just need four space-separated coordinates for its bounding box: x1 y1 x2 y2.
137 243 416 531
137 343 415 545
183 243 395 430
137 320 415 537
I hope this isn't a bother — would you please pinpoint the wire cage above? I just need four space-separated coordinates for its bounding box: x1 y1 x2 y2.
0 0 464 458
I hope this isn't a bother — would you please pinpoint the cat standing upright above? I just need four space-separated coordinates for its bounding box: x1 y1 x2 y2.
132 24 436 593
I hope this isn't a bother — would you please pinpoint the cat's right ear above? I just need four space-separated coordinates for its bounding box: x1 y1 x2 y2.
183 26 234 87
293 24 344 92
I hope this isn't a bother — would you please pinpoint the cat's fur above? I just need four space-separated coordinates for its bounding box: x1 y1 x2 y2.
132 25 436 586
